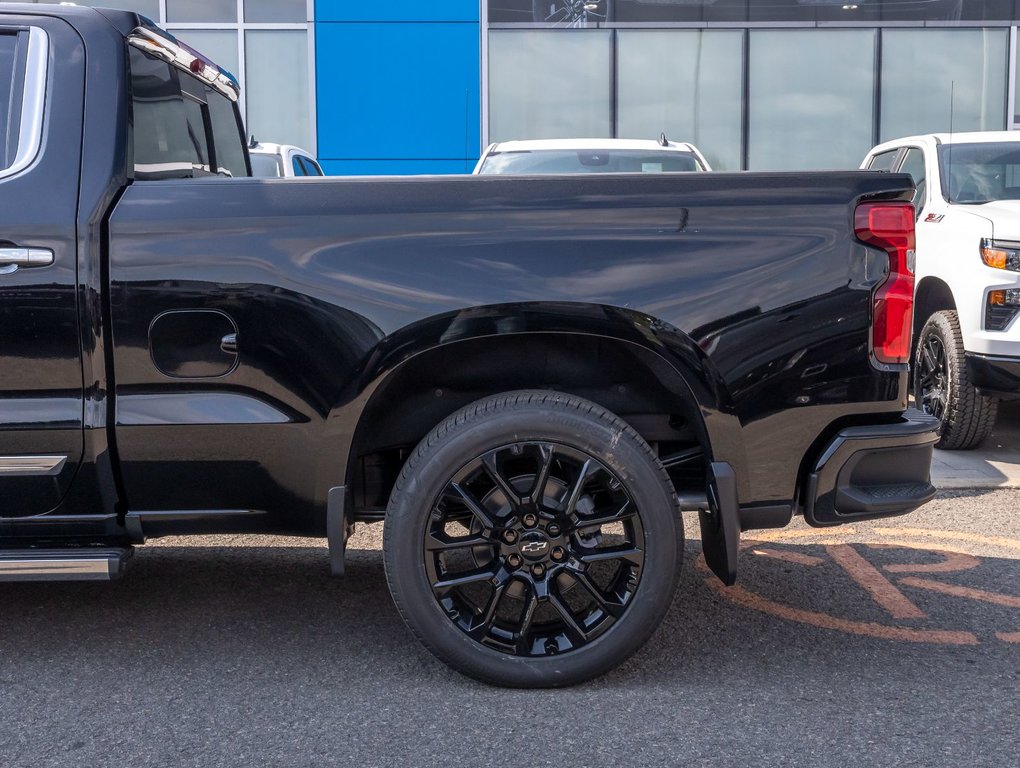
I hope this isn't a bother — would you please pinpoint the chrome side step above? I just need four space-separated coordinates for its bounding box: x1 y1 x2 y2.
0 548 132 582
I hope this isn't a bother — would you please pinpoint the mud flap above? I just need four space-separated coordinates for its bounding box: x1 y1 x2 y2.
698 462 740 586
327 485 353 576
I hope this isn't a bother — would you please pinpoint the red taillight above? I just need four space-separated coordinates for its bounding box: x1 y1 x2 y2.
854 202 915 366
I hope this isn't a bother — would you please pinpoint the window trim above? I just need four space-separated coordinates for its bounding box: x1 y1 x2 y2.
894 145 929 214
128 26 240 102
0 27 47 181
129 44 250 179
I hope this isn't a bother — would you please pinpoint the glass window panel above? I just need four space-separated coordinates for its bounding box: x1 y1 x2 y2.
129 47 211 179
867 149 900 171
0 33 20 168
244 0 306 23
478 148 702 174
298 156 322 175
749 29 876 170
244 30 310 149
166 0 237 23
487 1 1016 23
169 30 239 81
881 29 1007 141
250 152 282 177
207 88 249 177
617 30 742 171
488 30 611 142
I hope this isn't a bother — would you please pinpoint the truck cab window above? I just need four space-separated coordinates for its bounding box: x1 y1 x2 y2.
867 149 899 172
298 156 323 176
898 147 927 212
206 86 248 178
129 45 248 179
0 32 24 169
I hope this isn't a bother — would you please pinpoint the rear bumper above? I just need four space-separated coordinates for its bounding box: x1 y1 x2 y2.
803 411 939 527
966 352 1020 400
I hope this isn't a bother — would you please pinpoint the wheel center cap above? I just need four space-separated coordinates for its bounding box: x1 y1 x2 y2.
519 532 551 562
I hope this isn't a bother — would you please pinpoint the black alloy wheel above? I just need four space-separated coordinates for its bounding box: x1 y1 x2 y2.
383 391 681 688
423 441 644 657
915 331 949 422
913 310 998 450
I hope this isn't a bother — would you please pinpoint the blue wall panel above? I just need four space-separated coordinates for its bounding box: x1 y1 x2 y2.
320 159 475 176
317 0 478 23
315 16 481 175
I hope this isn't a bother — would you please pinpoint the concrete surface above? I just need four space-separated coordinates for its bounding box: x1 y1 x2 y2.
931 401 1020 489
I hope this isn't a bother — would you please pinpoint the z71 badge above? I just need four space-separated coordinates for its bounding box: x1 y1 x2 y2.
924 213 945 223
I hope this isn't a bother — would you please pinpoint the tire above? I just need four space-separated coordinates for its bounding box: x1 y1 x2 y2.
383 390 682 688
913 310 998 450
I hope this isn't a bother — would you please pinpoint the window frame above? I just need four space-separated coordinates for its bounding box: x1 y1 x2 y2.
128 36 251 180
866 148 904 172
0 26 47 181
894 145 929 215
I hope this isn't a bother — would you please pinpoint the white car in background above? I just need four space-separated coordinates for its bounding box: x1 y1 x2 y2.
862 131 1020 449
249 140 324 177
473 137 712 175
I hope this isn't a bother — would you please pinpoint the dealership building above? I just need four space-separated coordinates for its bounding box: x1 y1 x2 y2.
25 1 1020 173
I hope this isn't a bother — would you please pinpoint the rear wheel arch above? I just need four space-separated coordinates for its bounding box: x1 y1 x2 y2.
913 276 957 345
342 314 736 519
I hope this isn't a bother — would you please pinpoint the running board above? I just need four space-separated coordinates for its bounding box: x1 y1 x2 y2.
0 548 132 582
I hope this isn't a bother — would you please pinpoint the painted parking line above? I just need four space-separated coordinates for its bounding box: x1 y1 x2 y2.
703 527 1020 646
898 577 1020 609
825 543 926 620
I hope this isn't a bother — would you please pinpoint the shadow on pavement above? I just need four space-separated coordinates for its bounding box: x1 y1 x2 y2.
1 533 1017 766
0 537 1015 686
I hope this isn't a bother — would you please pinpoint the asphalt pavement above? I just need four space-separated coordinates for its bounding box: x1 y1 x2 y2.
1 489 1018 767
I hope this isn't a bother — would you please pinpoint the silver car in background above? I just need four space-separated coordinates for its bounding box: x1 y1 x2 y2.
249 140 324 177
473 137 713 175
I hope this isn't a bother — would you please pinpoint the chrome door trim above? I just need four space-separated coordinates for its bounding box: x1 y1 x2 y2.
0 27 49 182
0 455 68 476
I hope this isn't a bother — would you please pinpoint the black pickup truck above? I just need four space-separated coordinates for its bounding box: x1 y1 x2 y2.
0 4 938 687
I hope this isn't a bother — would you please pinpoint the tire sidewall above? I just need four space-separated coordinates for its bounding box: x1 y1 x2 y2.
384 397 681 687
914 310 997 450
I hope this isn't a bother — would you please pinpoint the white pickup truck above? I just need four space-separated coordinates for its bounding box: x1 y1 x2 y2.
862 132 1020 449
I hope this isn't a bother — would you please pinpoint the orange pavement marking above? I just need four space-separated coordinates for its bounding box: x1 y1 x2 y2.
751 527 857 542
873 528 1020 552
899 577 1020 609
701 570 979 646
750 548 824 567
996 632 1020 644
825 544 926 620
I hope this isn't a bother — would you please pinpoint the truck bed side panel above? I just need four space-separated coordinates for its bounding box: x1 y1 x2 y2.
107 172 909 527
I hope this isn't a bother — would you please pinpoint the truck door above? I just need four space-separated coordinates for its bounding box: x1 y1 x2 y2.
0 20 85 517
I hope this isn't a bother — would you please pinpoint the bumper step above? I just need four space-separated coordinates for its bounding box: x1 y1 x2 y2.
804 410 939 527
0 547 132 582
